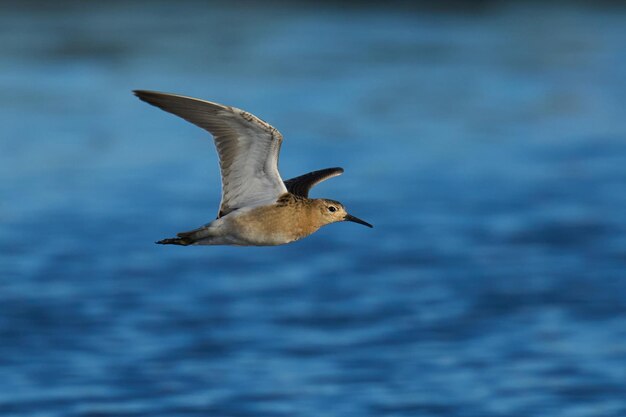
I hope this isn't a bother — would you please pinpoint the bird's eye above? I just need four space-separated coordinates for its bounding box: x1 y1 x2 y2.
328 206 337 212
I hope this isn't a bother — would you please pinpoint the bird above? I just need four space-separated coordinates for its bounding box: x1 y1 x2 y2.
134 90 372 246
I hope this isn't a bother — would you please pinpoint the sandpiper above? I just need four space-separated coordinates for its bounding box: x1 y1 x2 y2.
134 90 372 246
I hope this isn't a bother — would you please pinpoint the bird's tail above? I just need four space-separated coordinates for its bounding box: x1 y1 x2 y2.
156 224 218 246
156 236 193 245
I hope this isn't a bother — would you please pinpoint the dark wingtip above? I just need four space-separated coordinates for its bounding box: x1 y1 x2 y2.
133 90 158 101
283 167 346 197
133 90 150 103
325 167 344 175
133 90 170 103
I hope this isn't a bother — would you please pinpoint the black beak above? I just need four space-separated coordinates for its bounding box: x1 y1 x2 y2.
344 213 373 228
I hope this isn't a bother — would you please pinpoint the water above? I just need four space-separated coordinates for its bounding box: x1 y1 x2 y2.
1 2 626 416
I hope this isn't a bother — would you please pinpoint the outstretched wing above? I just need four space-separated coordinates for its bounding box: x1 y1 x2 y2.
134 90 287 218
283 167 344 197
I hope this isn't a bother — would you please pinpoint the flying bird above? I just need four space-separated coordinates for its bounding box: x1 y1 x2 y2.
134 90 372 246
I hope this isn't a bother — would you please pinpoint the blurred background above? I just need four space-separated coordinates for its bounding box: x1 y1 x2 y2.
1 1 625 416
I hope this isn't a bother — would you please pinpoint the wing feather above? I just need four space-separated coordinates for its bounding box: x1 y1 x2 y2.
134 90 287 217
283 167 344 197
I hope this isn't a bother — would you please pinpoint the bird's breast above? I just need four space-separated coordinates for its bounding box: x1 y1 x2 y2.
229 203 320 245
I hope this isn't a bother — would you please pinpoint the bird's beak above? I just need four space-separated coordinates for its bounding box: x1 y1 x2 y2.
344 213 373 228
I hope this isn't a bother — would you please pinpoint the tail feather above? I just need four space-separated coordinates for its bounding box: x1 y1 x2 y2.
156 226 215 246
156 236 192 245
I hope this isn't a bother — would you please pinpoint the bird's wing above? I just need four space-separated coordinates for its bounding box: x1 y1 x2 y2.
283 167 344 197
134 90 287 218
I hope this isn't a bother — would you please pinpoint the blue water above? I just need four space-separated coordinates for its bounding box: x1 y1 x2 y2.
1 2 626 416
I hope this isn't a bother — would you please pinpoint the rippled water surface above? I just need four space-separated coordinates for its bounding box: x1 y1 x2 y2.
1 2 626 416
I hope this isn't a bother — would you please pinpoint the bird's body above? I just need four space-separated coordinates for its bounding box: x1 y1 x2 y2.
163 194 331 246
134 90 372 246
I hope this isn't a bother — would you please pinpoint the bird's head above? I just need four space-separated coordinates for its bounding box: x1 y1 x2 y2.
314 199 373 228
